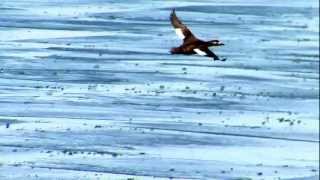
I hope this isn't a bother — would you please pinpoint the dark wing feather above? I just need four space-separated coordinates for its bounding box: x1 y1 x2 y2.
202 48 220 60
170 9 197 43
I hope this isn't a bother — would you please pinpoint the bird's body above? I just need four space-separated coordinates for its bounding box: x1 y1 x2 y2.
170 9 225 61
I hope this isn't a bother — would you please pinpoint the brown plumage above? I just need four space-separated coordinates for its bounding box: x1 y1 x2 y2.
170 9 225 61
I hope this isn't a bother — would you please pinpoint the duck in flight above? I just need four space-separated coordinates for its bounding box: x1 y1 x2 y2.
170 9 226 61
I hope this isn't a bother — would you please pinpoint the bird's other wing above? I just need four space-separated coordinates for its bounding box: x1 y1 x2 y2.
170 9 197 43
194 48 220 60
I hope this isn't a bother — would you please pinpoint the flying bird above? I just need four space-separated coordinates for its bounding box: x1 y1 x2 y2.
170 9 225 61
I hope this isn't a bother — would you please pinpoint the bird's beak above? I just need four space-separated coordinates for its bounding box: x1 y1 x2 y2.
219 42 225 46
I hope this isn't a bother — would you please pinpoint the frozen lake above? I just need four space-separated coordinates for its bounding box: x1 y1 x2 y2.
0 0 319 179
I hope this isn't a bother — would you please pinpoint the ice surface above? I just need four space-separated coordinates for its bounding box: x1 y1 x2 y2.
0 0 319 179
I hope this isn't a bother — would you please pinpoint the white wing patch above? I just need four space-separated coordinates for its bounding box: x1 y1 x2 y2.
175 28 185 39
194 48 207 56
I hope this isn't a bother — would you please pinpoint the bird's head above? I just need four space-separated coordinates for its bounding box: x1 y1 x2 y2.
209 40 224 46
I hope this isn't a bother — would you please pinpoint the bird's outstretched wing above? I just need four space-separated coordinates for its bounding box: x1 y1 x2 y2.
170 9 197 43
194 48 225 61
